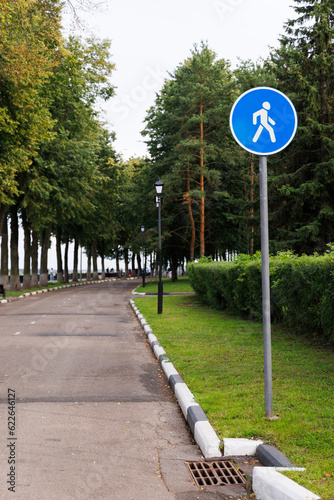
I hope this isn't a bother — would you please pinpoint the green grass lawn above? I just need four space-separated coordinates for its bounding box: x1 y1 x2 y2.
134 293 334 499
134 276 194 294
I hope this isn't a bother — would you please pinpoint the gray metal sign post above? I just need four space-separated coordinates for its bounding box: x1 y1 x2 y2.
230 87 297 418
259 156 273 417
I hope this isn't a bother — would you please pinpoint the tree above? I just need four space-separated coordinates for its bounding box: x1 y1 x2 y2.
143 43 237 262
269 0 334 254
78 130 119 280
107 157 153 276
19 34 115 285
0 0 62 210
0 0 63 288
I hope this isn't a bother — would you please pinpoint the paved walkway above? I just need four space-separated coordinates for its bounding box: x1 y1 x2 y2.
0 280 251 499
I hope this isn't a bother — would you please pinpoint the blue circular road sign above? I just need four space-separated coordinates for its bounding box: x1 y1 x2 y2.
230 87 298 155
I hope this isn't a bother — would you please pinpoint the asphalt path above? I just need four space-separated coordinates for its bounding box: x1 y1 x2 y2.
0 281 250 500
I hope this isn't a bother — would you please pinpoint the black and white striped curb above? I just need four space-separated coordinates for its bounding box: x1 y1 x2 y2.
129 298 221 459
0 278 117 305
130 298 321 500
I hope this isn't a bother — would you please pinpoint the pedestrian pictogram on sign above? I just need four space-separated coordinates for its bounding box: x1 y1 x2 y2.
253 102 276 143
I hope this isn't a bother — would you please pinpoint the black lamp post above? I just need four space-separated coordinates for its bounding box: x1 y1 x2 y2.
141 225 145 288
154 178 164 314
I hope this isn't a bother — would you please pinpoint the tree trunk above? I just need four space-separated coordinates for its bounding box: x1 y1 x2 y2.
150 252 154 277
56 226 64 282
144 252 147 280
153 251 158 277
124 247 129 277
170 256 178 282
72 239 79 282
184 131 196 261
199 92 205 258
92 240 99 279
115 247 120 276
31 230 39 287
321 79 328 160
101 255 105 279
10 205 21 291
0 206 7 243
21 210 31 289
87 247 92 281
181 259 185 275
40 228 51 286
64 233 69 283
132 252 136 276
0 211 9 288
185 161 196 262
99 242 105 279
137 253 142 277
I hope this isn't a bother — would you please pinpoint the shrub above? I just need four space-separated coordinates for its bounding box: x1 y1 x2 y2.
188 250 334 344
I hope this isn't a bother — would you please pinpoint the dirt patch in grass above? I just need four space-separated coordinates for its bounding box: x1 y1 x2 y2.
178 302 200 307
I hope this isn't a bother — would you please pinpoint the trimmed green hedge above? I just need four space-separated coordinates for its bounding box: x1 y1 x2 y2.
187 251 334 343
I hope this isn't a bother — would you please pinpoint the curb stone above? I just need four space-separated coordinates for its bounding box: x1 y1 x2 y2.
130 298 322 500
223 438 264 456
253 467 320 500
132 290 196 296
129 298 221 459
0 279 114 304
257 444 295 467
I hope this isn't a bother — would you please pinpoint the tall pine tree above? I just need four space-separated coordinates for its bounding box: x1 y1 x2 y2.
143 43 236 260
270 0 334 253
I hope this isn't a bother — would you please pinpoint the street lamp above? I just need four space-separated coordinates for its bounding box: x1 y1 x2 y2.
154 178 164 314
141 225 145 288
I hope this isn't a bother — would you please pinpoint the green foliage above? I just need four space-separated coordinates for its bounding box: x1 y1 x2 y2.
0 0 63 205
268 0 334 254
111 157 154 252
143 42 244 261
25 34 117 252
188 249 334 343
141 2 334 262
197 256 212 264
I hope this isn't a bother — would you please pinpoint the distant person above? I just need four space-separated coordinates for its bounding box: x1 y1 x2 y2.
50 268 54 281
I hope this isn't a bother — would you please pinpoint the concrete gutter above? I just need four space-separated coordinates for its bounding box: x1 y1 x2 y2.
130 298 321 500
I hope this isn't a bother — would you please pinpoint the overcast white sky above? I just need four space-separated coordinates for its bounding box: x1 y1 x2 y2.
63 0 297 160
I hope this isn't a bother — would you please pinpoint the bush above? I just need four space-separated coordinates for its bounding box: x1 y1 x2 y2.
187 250 334 344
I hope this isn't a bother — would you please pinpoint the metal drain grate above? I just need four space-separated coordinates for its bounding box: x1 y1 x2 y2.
186 460 247 487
